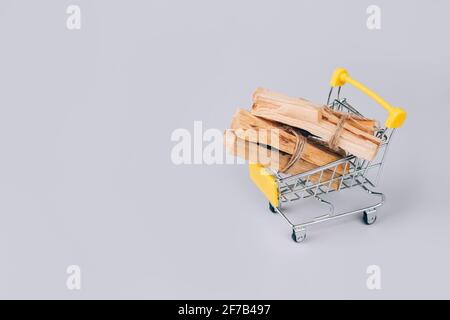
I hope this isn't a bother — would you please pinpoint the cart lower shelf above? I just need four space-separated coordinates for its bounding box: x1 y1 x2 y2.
268 183 384 243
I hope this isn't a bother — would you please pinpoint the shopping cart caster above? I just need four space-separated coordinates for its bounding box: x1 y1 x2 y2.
269 202 277 214
292 227 306 243
363 210 377 225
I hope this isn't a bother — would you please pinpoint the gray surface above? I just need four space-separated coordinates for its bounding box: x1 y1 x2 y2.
0 0 449 299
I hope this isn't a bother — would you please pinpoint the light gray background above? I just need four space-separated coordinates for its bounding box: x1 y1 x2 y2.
0 0 448 299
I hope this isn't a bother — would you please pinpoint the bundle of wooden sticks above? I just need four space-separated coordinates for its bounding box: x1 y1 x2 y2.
225 88 381 182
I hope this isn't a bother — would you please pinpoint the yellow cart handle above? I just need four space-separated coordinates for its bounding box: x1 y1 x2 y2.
330 67 406 128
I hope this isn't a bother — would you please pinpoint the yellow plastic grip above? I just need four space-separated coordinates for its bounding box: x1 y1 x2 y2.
330 67 406 128
249 162 279 207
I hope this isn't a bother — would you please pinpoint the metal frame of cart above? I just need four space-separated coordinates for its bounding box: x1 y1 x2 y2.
249 68 406 243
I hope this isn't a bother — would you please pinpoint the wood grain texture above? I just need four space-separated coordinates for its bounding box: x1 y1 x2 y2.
224 130 340 189
251 91 381 161
230 108 347 174
252 88 321 123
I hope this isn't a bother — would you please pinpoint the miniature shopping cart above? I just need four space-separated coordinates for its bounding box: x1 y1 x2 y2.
249 68 406 243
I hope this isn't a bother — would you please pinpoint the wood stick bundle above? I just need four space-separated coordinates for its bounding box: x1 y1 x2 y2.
224 130 340 189
251 88 381 161
230 108 348 175
225 87 382 185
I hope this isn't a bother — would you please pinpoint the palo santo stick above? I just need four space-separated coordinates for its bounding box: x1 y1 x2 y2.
225 130 340 190
252 88 321 123
321 107 378 134
230 108 348 175
251 102 381 161
252 88 381 160
253 91 376 132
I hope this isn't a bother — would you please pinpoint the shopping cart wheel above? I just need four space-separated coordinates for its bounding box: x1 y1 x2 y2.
363 210 377 225
292 227 306 243
269 202 277 214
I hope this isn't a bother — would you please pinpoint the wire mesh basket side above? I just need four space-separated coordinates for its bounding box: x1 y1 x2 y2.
274 95 396 204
